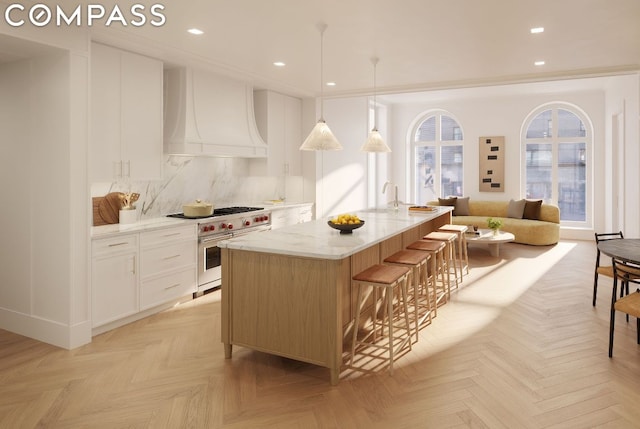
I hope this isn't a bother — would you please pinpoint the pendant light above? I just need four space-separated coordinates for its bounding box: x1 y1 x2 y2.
361 57 391 152
299 23 343 151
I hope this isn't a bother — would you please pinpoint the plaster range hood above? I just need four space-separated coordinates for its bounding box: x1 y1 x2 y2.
163 67 267 157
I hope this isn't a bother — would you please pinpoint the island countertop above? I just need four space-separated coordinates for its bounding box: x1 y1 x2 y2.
217 206 452 260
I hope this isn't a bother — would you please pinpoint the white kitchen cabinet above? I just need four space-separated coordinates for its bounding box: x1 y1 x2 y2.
139 225 197 310
254 90 302 176
90 43 163 181
91 233 139 327
91 223 197 332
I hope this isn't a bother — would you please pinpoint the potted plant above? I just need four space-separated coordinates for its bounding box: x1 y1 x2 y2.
487 217 503 235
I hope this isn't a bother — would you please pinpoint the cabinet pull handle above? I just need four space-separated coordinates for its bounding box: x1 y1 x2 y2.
108 242 129 247
113 160 125 178
165 283 181 290
164 254 181 260
131 255 136 275
163 232 182 237
124 160 131 178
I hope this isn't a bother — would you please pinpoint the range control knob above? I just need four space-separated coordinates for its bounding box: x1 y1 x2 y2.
263 215 269 221
227 223 234 230
254 217 260 222
244 220 251 226
209 225 215 231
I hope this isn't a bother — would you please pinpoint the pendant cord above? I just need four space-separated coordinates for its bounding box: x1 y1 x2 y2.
318 23 326 122
372 58 377 130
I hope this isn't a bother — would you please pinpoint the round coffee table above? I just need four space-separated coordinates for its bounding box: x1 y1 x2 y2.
466 229 515 257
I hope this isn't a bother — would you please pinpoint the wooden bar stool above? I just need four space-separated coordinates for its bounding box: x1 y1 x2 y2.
406 239 449 305
438 224 469 276
350 264 412 375
423 231 461 290
384 249 433 341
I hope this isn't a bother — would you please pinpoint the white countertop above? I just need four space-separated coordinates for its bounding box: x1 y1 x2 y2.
90 202 314 239
218 206 451 260
91 217 192 239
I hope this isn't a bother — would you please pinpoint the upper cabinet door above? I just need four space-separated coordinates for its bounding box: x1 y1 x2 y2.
90 43 122 181
90 43 163 182
283 95 302 176
120 51 163 180
254 90 302 176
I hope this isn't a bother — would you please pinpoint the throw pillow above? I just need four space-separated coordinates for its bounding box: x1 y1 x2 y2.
507 199 526 219
438 197 457 209
439 196 457 215
455 197 470 216
523 199 543 220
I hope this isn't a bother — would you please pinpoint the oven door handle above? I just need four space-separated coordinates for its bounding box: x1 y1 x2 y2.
200 233 233 244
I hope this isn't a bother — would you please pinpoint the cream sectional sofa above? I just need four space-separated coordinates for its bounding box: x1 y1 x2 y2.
429 199 560 246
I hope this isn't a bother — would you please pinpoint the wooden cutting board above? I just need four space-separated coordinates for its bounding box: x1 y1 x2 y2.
93 192 124 225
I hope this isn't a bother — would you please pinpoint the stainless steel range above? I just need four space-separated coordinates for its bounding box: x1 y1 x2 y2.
168 207 271 295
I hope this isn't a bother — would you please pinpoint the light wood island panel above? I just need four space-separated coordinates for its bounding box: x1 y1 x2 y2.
221 210 450 384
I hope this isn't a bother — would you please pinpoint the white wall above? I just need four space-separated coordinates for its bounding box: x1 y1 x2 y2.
300 97 318 212
314 96 369 218
391 88 604 202
604 74 640 237
0 39 91 349
0 60 31 316
321 75 639 240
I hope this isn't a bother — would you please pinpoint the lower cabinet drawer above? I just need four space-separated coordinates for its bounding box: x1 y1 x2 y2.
92 234 138 257
140 268 196 310
140 240 195 277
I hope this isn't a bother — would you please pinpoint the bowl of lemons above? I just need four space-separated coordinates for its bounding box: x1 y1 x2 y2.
328 213 364 234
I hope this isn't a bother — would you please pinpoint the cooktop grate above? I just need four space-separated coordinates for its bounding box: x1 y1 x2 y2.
166 206 264 219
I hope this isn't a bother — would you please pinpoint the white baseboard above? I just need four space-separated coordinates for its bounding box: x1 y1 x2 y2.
0 307 91 350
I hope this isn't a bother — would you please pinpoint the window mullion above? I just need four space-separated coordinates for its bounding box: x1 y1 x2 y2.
551 109 559 204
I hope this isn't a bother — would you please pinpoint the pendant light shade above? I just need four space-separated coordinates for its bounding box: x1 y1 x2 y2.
361 57 391 152
362 129 390 152
300 120 342 151
300 23 343 151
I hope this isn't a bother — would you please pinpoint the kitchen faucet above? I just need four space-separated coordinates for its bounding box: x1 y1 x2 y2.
382 181 399 209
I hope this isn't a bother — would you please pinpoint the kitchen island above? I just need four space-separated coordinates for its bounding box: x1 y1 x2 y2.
219 206 451 384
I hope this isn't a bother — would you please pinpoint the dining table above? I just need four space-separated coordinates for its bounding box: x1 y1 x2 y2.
597 238 640 265
597 238 640 304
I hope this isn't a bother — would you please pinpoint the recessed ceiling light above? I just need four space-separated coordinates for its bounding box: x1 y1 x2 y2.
326 82 336 87
534 60 545 66
273 61 286 67
187 28 204 35
530 27 544 34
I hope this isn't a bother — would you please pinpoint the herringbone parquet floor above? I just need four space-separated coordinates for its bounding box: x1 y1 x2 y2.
1 240 640 428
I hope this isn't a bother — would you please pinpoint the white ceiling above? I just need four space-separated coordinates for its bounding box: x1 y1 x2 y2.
6 0 640 98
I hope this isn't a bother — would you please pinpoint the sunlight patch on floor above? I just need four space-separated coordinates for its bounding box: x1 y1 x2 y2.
458 241 577 307
408 241 578 357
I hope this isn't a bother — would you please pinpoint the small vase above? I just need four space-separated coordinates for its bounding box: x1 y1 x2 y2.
119 209 137 224
492 228 499 236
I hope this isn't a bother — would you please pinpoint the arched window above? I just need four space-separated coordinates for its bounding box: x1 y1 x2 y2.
522 103 592 225
411 110 464 204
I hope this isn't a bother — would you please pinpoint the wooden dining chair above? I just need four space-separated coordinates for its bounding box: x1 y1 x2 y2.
609 257 640 357
593 231 624 306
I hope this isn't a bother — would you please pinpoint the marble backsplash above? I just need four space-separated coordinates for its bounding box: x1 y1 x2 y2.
91 155 303 221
